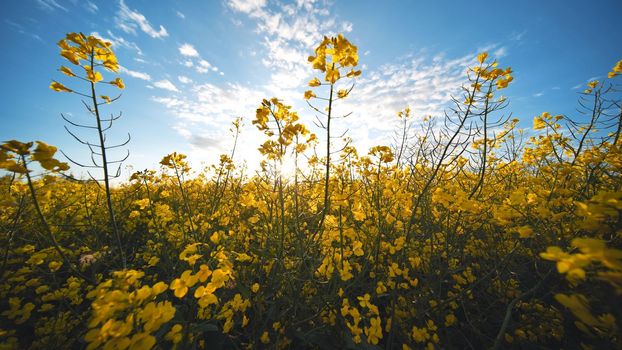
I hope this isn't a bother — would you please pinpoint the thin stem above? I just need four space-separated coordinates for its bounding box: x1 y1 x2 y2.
21 155 94 283
89 49 126 268
317 79 335 236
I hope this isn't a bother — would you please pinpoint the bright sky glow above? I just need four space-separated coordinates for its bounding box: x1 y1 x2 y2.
2 0 621 179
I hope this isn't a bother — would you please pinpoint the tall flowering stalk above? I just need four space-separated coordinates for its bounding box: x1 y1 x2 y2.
305 34 361 236
50 32 128 267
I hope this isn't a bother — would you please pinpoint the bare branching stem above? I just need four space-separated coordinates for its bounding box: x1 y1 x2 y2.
89 49 126 269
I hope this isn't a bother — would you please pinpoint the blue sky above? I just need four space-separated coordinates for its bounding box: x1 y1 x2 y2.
1 0 621 178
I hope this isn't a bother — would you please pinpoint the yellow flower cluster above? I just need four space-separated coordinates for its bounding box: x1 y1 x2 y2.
50 32 124 96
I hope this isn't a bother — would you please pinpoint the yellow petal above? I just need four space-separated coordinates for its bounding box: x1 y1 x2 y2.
49 81 72 93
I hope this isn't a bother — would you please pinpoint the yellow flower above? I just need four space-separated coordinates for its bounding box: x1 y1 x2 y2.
49 81 72 92
111 77 125 89
533 116 546 130
325 67 340 84
357 294 372 309
170 270 198 298
309 77 321 87
210 268 230 288
516 225 534 238
251 283 260 293
236 253 253 262
412 326 429 343
445 314 457 326
147 256 159 267
61 50 81 65
477 52 488 64
197 293 218 308
165 324 183 344
346 69 362 78
366 317 383 344
84 66 103 83
48 261 62 272
141 301 176 333
587 80 599 89
352 241 364 256
60 66 75 76
196 264 212 282
304 90 316 100
152 281 168 295
496 76 513 89
260 331 270 344
129 333 156 350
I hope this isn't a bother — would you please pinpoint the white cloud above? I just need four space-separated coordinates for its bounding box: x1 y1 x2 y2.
227 0 267 13
178 50 221 74
119 66 151 81
153 82 267 166
196 59 213 74
226 0 354 99
116 0 169 38
156 49 479 171
509 30 527 42
341 21 353 32
494 46 507 58
5 19 43 41
36 0 67 11
533 91 544 97
176 11 185 19
84 1 98 13
154 79 180 92
179 43 199 57
178 75 192 84
329 52 476 145
148 0 486 171
91 30 144 56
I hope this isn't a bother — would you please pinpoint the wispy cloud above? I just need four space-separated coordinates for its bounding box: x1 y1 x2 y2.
178 76 192 84
116 0 169 38
494 46 508 58
179 43 199 57
196 59 217 74
509 30 527 42
153 82 267 164
533 91 544 97
226 0 353 100
84 1 98 13
176 11 186 19
5 19 43 41
92 30 144 56
227 0 267 13
329 51 478 153
154 79 179 92
177 44 220 74
36 0 67 12
119 66 151 81
149 0 483 168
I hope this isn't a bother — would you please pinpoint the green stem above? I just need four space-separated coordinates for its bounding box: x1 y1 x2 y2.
90 49 126 268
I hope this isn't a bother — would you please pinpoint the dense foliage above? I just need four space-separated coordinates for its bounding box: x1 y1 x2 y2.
1 32 621 350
